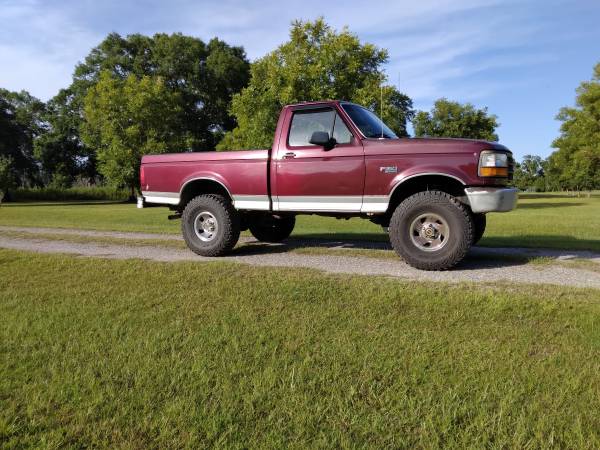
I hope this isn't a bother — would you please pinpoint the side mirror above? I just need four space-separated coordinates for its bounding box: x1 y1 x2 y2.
309 131 337 150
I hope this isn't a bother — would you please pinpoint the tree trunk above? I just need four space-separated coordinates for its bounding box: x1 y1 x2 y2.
129 185 137 202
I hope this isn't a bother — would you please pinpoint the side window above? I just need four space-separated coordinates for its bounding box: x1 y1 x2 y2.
333 114 353 144
288 109 335 147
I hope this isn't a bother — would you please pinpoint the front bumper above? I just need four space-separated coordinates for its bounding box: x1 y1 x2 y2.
464 187 518 213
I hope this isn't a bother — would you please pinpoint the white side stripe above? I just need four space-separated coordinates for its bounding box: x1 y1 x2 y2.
142 191 180 205
142 191 392 213
275 196 363 212
361 195 389 213
233 195 270 210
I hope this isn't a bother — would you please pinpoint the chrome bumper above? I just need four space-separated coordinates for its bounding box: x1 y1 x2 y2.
465 187 518 213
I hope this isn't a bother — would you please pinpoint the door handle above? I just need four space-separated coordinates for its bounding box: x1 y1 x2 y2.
282 152 296 159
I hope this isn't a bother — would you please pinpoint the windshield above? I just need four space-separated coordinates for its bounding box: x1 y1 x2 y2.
341 103 398 139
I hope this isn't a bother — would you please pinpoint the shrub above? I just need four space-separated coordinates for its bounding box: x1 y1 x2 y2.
11 186 130 202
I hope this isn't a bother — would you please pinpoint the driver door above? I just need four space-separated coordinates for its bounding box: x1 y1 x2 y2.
273 106 365 212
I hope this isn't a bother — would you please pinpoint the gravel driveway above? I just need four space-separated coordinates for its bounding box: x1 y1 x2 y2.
1 226 599 289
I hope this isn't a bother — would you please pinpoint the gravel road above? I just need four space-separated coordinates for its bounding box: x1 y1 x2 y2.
1 226 599 288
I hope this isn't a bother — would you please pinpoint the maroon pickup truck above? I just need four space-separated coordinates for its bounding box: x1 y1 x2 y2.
140 100 517 270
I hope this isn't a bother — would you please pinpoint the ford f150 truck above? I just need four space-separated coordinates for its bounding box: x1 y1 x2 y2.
140 101 517 270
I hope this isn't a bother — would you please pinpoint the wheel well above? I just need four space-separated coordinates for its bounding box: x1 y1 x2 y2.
178 179 231 211
387 175 466 215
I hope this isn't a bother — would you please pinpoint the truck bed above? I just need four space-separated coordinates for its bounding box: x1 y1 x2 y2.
141 150 269 201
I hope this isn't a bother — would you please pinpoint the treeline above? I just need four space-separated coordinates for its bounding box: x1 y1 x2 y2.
1 18 599 198
0 31 250 198
512 63 600 192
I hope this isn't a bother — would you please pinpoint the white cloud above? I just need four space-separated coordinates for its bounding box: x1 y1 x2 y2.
0 0 102 100
0 0 561 103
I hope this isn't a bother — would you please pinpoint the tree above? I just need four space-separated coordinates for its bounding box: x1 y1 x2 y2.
550 62 600 191
217 18 414 150
36 33 250 184
34 88 89 187
0 88 46 186
81 72 185 195
75 33 249 149
513 154 546 191
413 98 499 141
0 155 14 203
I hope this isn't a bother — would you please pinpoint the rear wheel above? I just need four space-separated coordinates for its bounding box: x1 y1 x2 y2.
248 214 295 243
472 213 487 245
389 191 473 270
181 194 240 256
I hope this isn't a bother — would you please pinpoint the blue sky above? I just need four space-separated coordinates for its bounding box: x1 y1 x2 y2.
1 0 599 160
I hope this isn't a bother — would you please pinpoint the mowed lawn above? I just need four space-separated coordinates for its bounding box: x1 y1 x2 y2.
1 193 600 250
1 249 599 448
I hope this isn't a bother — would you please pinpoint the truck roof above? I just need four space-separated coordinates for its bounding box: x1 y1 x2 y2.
285 100 343 108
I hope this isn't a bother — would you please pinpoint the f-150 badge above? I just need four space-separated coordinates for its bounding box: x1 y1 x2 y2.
379 166 398 174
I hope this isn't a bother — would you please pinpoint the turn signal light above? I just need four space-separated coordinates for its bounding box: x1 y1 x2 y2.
479 167 508 177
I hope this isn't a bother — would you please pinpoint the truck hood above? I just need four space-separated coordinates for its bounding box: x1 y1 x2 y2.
410 137 507 148
362 137 510 155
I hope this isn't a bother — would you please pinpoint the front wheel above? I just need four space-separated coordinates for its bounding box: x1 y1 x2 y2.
181 194 240 256
248 214 295 243
389 191 473 270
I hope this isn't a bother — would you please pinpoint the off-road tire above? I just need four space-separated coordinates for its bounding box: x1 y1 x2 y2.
181 194 240 256
389 191 473 270
472 213 487 245
248 215 296 243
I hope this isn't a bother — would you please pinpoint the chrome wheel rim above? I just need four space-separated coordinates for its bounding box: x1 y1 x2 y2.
409 213 449 252
194 211 218 242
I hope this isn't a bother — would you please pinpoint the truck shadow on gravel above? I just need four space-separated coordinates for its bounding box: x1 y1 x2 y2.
231 236 600 270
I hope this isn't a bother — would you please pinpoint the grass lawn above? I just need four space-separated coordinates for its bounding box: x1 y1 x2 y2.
1 249 600 448
1 193 600 250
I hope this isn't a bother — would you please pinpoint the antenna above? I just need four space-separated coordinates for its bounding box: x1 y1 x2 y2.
380 79 384 139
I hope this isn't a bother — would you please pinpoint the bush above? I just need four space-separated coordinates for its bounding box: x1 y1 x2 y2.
10 186 130 202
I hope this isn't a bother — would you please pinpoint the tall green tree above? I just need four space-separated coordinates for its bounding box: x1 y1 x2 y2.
34 88 89 187
413 98 499 141
0 88 46 186
75 33 249 150
217 19 414 150
81 72 185 195
550 62 600 191
37 33 250 183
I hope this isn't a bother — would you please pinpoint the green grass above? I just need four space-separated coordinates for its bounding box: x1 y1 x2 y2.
1 193 600 251
1 249 600 448
0 201 179 233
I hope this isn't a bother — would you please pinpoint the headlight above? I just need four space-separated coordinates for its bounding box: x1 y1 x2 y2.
479 151 509 177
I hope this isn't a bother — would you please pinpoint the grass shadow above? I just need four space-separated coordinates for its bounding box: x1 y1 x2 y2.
517 202 585 209
520 193 599 199
480 235 600 253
